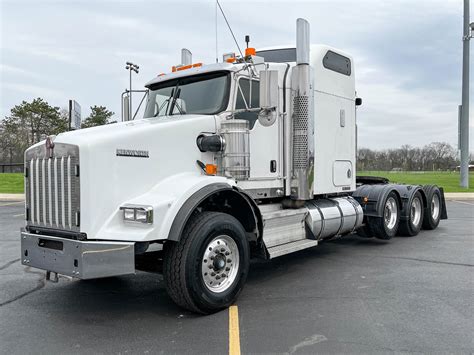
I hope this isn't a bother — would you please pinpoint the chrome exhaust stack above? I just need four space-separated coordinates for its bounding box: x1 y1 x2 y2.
291 18 314 200
181 48 192 66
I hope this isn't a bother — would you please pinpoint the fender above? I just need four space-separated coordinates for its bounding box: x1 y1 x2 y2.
96 173 236 242
392 184 426 221
422 185 448 220
352 184 402 218
168 185 263 242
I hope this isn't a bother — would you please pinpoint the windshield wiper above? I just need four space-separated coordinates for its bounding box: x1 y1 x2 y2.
169 87 183 115
154 88 174 117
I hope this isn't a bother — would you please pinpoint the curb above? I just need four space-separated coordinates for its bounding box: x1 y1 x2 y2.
0 194 25 202
444 193 474 200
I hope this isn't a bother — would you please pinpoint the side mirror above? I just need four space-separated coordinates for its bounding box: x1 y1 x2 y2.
355 97 362 106
258 70 279 126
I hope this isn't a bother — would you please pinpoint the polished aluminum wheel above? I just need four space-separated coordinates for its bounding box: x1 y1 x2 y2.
384 197 398 230
431 194 440 221
410 196 422 227
201 235 240 293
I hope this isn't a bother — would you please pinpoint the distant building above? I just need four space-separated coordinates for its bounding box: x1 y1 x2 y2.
455 164 474 172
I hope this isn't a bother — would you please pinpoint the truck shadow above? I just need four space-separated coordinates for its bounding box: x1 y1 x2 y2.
41 235 388 320
247 235 389 284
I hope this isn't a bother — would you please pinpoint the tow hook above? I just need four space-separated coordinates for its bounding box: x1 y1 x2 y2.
46 271 59 283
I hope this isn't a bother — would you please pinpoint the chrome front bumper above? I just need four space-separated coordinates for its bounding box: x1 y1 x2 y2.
21 232 135 279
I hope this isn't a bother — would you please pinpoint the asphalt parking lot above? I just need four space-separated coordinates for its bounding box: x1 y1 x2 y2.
0 200 473 354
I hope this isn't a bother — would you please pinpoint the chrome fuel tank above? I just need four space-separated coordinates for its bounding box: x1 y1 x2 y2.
305 196 363 240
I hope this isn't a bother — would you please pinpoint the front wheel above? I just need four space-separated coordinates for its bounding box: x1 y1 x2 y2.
163 211 250 314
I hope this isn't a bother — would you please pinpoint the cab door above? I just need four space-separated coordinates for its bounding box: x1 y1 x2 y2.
234 77 281 191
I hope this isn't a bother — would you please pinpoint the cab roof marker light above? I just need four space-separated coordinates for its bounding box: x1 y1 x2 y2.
177 64 193 71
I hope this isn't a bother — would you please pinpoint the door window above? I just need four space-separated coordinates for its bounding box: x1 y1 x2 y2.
235 78 259 129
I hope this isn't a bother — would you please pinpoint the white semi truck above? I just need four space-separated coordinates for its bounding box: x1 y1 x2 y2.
21 19 447 314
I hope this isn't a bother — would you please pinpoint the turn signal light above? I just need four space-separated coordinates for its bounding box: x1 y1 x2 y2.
205 164 217 175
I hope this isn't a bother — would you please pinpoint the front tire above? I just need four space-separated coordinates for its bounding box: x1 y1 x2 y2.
398 191 424 237
163 211 250 314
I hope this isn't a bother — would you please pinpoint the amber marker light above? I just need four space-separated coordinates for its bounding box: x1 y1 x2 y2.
205 164 217 175
245 47 256 56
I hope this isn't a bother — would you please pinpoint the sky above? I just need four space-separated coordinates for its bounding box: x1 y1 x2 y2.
0 0 472 149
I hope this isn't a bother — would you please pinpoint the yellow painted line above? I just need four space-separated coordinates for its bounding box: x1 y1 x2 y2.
229 305 241 355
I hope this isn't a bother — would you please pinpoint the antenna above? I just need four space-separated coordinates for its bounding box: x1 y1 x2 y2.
216 0 244 60
215 1 218 63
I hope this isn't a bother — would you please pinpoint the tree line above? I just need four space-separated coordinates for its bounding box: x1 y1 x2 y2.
357 142 467 171
0 98 114 165
0 97 469 171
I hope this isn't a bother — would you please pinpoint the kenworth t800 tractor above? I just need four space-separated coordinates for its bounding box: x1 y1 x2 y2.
21 19 446 313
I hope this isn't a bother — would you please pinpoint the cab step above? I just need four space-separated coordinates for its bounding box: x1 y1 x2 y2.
267 239 318 259
261 207 308 248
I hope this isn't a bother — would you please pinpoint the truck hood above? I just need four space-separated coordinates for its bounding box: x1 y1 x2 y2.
51 114 218 238
53 114 214 146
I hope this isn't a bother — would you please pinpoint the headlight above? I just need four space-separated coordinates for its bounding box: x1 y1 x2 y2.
120 204 153 224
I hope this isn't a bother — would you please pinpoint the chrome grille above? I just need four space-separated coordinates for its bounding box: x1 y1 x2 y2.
25 143 80 232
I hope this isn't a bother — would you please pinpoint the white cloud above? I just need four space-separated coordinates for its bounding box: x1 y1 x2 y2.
3 83 67 102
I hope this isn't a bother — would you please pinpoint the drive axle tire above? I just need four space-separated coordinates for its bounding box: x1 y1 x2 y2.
371 191 400 240
398 191 424 237
422 186 442 230
163 211 250 314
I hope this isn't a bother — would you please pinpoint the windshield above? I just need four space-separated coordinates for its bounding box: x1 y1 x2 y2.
144 71 230 118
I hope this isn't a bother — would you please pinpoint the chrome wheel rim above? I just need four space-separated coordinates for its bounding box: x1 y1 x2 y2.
384 197 398 230
201 235 240 293
431 194 440 221
410 196 422 227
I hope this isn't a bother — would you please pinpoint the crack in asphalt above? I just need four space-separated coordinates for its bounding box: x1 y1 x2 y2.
288 334 327 354
0 267 45 307
0 258 20 271
374 255 474 267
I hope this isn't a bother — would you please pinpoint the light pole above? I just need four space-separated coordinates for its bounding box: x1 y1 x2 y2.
460 0 472 188
125 62 139 119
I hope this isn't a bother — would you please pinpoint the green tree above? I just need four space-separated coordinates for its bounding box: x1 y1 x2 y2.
0 98 68 163
82 106 115 128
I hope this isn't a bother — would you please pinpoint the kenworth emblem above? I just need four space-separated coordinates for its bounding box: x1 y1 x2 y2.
116 149 149 158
